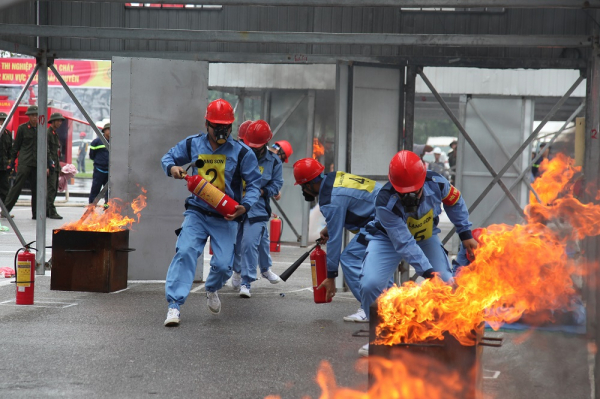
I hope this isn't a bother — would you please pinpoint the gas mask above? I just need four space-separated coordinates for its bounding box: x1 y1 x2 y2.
399 191 421 213
210 123 231 145
303 191 315 202
252 146 267 160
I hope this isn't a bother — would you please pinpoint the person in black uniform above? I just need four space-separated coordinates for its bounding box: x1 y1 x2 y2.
88 123 110 204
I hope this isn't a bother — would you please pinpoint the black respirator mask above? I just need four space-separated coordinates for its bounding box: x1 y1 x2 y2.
303 191 315 202
252 146 267 160
210 123 231 145
399 191 421 213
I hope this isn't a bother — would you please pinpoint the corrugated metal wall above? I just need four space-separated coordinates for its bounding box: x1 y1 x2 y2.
0 3 591 63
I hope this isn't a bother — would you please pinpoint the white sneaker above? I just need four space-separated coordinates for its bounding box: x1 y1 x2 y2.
231 271 241 290
260 269 281 284
358 343 369 357
343 308 369 323
164 308 180 327
240 285 251 298
207 291 221 314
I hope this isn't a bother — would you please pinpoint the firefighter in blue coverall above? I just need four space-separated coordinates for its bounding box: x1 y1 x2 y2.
358 150 478 356
161 99 261 327
230 120 284 298
293 158 382 322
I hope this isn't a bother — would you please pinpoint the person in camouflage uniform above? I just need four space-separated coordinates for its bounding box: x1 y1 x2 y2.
0 112 12 212
46 112 65 219
3 105 49 219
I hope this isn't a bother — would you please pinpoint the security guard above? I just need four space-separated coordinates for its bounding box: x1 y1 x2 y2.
231 120 283 298
293 158 382 323
0 112 12 211
47 112 65 219
4 105 46 219
161 99 261 326
358 150 477 356
88 123 110 204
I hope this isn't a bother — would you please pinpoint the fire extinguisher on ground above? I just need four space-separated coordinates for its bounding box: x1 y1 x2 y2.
310 242 331 304
13 243 36 305
270 214 282 252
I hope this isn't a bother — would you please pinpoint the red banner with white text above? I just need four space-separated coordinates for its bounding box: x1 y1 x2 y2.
0 58 111 88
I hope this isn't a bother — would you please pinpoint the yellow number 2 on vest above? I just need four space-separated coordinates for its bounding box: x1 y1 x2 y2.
197 154 227 192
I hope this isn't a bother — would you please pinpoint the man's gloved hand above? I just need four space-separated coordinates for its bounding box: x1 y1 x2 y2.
422 269 435 279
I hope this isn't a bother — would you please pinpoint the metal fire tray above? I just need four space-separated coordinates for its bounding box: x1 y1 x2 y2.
50 229 134 293
368 301 502 399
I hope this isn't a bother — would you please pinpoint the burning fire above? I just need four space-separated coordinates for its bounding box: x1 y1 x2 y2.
313 138 325 160
60 188 147 232
375 154 600 346
265 352 468 399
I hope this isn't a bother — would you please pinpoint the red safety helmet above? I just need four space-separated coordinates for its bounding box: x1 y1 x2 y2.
293 158 324 185
388 150 427 193
245 120 273 148
274 140 293 163
79 132 86 138
238 120 252 141
205 98 235 124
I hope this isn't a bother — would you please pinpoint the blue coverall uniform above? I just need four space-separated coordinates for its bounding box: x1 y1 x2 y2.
360 171 473 319
233 149 283 288
161 133 261 310
318 171 382 302
88 136 109 203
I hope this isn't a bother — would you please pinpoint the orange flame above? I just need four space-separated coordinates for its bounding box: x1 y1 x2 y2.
375 155 600 346
266 352 470 399
313 138 325 159
60 187 147 232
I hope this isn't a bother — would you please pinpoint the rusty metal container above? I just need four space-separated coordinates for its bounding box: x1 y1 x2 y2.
50 229 134 293
368 301 501 399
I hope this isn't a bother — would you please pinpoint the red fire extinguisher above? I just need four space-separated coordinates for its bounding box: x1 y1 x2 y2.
310 243 331 304
270 215 282 252
183 173 239 217
15 246 36 305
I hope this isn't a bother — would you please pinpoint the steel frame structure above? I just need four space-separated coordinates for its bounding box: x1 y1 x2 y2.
1 4 600 393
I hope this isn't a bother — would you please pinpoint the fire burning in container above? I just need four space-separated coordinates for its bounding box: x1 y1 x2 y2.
376 154 599 347
60 187 147 232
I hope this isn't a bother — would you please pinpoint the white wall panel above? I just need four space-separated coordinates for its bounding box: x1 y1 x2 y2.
111 57 208 280
350 65 401 176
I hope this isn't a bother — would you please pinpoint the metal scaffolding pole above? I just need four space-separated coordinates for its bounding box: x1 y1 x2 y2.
468 100 543 203
47 0 600 8
301 90 316 247
417 68 525 223
477 101 585 227
0 24 590 48
441 73 585 244
35 54 48 275
404 66 417 152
